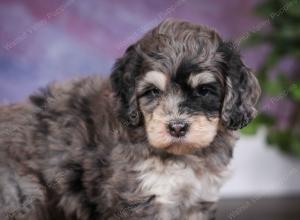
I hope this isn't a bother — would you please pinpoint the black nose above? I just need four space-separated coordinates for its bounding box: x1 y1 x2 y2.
168 121 189 137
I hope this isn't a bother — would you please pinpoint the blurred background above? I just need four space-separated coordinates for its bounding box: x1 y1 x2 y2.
0 0 300 219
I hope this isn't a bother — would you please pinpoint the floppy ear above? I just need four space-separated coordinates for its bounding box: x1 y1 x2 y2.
219 42 261 130
110 45 144 127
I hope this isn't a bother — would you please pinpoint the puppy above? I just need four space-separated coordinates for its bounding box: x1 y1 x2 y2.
0 19 261 220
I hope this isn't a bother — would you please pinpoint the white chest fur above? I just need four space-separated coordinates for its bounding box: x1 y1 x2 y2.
135 157 231 209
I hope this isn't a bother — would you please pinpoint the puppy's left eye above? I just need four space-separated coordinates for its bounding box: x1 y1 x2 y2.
195 85 212 97
143 87 161 98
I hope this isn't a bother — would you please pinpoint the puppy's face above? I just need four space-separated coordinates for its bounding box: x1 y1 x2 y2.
111 19 261 155
137 70 222 155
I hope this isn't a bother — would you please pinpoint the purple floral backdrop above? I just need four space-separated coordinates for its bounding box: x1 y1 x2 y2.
0 0 265 102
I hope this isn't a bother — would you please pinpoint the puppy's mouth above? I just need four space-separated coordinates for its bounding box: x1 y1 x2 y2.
163 137 199 155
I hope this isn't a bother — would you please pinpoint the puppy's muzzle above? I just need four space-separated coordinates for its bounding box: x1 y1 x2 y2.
167 120 189 138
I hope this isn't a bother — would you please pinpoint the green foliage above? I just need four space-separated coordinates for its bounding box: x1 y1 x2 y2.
267 130 300 156
243 0 300 157
290 84 300 101
241 114 274 135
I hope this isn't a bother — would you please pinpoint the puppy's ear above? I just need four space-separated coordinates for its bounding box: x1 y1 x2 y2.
110 45 143 127
219 42 261 130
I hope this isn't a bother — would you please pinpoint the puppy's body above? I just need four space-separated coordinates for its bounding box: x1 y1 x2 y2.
0 76 235 220
0 20 260 220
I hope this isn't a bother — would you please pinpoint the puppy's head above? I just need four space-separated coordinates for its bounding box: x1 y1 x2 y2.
111 19 261 155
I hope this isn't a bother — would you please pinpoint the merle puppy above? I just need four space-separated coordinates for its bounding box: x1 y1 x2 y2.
0 19 261 220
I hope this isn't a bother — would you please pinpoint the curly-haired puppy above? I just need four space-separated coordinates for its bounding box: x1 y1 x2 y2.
0 19 261 220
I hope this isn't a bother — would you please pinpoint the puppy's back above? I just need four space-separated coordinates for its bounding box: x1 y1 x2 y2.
0 76 105 153
0 75 115 220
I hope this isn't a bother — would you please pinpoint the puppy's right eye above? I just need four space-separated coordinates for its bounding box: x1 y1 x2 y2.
196 86 210 96
143 87 161 98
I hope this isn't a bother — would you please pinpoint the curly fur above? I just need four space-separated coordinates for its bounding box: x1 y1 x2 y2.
0 19 260 220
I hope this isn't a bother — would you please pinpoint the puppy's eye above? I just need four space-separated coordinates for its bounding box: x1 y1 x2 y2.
195 85 212 97
143 87 161 98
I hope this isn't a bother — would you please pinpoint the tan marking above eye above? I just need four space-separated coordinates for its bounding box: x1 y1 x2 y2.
188 71 216 88
137 71 167 93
